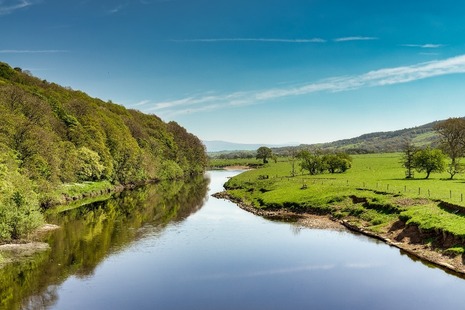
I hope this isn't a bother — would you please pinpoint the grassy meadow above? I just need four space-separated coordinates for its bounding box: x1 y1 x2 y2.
223 153 465 248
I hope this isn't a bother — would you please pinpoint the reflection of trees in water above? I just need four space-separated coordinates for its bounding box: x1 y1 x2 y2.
21 285 58 310
0 175 209 310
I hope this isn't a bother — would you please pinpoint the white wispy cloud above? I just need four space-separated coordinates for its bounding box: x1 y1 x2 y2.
171 38 327 43
105 3 126 14
127 100 151 108
0 0 36 15
151 54 465 116
401 43 444 49
0 49 68 53
334 36 378 42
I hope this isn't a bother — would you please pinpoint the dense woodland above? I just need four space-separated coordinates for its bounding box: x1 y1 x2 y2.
0 62 207 241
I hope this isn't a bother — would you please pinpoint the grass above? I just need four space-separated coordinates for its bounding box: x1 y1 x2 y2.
223 153 465 243
44 180 115 206
208 157 264 169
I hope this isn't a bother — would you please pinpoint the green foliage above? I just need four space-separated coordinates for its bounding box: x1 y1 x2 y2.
0 61 207 242
413 147 446 179
444 246 465 257
297 150 352 175
324 152 352 173
256 146 273 164
158 160 185 180
0 147 43 241
225 153 465 242
434 118 465 179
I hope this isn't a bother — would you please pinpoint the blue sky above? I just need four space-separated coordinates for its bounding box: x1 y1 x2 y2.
2 0 465 144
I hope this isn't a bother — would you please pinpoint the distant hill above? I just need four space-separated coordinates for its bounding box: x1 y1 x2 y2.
274 120 447 155
207 121 449 156
203 140 298 153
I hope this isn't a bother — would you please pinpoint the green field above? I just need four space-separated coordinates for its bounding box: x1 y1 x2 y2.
223 153 465 249
208 157 265 169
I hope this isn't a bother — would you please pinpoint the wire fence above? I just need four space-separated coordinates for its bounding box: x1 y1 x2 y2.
264 174 465 205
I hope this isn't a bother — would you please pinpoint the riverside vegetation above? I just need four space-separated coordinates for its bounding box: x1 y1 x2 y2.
221 151 465 274
0 62 207 243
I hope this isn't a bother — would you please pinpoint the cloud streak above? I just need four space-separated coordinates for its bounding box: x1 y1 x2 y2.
171 38 327 43
106 4 125 14
0 49 68 53
401 44 444 48
0 0 35 15
149 54 465 117
334 36 378 42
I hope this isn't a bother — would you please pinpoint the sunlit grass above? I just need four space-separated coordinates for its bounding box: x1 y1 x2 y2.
224 153 465 238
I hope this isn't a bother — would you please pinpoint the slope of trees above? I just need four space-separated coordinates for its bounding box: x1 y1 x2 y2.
0 62 207 241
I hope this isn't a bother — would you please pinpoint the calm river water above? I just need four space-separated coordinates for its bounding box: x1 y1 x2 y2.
3 170 465 309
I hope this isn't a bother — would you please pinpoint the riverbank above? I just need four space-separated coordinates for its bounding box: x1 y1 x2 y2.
0 224 60 269
213 191 465 277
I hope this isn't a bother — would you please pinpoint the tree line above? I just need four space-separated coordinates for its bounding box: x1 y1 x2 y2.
256 146 352 176
402 117 465 179
0 62 208 241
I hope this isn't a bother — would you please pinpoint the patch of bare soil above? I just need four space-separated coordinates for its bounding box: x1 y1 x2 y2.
381 221 465 274
341 219 465 275
297 214 346 231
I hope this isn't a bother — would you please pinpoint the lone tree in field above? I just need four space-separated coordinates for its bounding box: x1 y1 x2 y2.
401 141 416 178
256 146 273 164
434 117 465 179
413 147 446 179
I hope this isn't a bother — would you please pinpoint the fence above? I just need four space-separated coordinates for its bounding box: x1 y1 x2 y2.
268 175 465 205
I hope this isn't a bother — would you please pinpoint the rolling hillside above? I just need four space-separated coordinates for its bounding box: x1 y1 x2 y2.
297 120 442 154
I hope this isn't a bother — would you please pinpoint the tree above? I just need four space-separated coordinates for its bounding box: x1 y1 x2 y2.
413 147 446 179
401 141 416 179
434 118 465 179
256 146 273 164
288 148 298 177
324 152 352 173
298 150 326 175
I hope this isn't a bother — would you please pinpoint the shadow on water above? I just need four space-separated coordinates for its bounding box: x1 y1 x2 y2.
0 174 209 310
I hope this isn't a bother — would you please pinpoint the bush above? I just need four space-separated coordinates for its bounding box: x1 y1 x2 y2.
158 160 184 180
0 192 43 240
0 147 44 241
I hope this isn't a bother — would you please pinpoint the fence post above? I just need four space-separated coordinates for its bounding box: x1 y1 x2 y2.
387 184 389 191
428 189 430 197
418 187 421 195
450 190 452 199
404 185 406 193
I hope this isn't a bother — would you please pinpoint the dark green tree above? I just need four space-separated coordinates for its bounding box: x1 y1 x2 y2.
413 147 446 179
324 152 352 173
401 141 417 179
434 118 465 179
298 150 326 175
256 146 273 164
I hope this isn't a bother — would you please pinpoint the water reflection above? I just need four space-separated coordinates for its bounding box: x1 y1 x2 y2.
0 175 209 310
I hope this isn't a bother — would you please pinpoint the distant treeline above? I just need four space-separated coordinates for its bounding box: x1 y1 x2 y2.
0 62 207 241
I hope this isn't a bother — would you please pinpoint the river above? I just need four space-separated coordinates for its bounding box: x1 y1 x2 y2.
3 170 465 309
